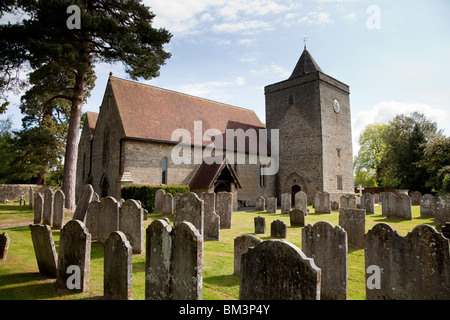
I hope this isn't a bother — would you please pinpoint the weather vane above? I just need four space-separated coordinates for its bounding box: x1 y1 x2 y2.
303 35 307 50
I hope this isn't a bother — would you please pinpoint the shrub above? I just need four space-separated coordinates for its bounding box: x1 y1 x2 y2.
121 185 190 212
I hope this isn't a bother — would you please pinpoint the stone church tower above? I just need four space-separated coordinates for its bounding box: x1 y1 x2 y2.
265 48 354 203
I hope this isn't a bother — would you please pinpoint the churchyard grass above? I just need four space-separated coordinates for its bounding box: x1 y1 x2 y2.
0 203 433 300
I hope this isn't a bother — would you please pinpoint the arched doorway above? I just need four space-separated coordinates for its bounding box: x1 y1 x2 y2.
100 174 109 198
291 185 301 206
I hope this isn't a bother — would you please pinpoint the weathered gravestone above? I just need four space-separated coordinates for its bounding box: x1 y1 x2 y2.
201 192 216 214
29 186 33 209
410 191 422 205
281 193 291 214
340 195 357 209
270 219 287 239
365 223 450 300
56 220 91 292
361 193 375 215
104 231 132 300
154 189 165 213
85 199 100 241
396 194 412 220
29 224 58 278
98 196 120 244
240 240 321 300
119 199 144 254
339 208 366 249
0 232 10 260
435 194 450 229
331 201 339 211
174 192 204 238
420 193 436 218
53 190 65 229
302 221 348 300
314 191 331 214
255 196 265 212
383 192 397 217
73 184 94 222
254 216 266 234
234 234 262 275
266 197 277 213
295 191 307 214
216 192 233 229
442 222 450 239
380 192 389 216
290 209 305 227
42 188 54 226
163 193 174 215
33 193 43 224
204 210 220 241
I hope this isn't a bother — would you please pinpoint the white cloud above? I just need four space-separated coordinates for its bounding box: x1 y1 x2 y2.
344 12 356 20
284 11 334 25
251 64 290 79
212 20 273 34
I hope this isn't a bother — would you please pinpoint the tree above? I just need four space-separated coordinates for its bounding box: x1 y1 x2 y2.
0 0 171 209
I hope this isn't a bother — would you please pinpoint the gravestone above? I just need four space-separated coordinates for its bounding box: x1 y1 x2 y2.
98 196 120 244
365 223 450 300
73 184 94 222
255 196 265 212
163 193 174 215
29 186 33 209
204 211 220 241
435 194 450 229
233 234 262 275
33 193 44 224
410 191 422 205
266 197 277 213
154 189 165 213
174 193 182 214
42 188 54 226
170 221 203 300
396 194 412 220
240 240 321 300
174 192 204 238
254 216 266 234
361 193 375 215
442 222 450 239
201 192 216 214
281 193 291 214
380 192 389 215
290 209 305 227
53 190 65 229
85 200 101 241
93 192 100 202
314 192 331 214
331 201 339 211
56 219 91 292
119 199 144 254
339 208 366 249
420 194 436 218
295 191 307 214
270 219 287 239
340 195 357 209
216 192 233 229
302 221 348 300
145 219 172 300
29 224 58 278
384 193 397 218
104 231 132 300
0 232 10 260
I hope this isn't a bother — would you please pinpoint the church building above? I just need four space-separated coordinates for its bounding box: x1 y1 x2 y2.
76 47 354 207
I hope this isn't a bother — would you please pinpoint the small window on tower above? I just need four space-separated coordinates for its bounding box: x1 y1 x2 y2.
288 95 294 105
337 175 343 191
337 148 341 158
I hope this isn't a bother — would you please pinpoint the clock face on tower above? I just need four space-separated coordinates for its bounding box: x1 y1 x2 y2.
333 99 340 113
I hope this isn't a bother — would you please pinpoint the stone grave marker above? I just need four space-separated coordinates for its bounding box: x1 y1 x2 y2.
266 197 277 213
73 184 94 222
53 190 65 229
270 219 287 239
254 216 266 234
154 189 165 213
29 224 58 278
98 196 120 244
255 196 265 212
410 191 422 205
361 193 374 215
201 192 216 214
0 232 10 260
204 210 220 241
339 208 366 249
104 231 132 300
174 192 204 238
42 188 54 226
314 192 331 214
119 199 144 254
396 194 412 220
234 234 262 275
29 186 33 209
281 193 291 214
290 208 305 227
420 194 436 218
216 191 233 229
340 195 357 209
435 194 450 229
295 191 307 214
331 201 339 211
33 193 43 224
86 200 100 241
163 193 174 215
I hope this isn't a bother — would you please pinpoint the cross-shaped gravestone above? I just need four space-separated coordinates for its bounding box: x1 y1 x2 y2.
357 185 365 197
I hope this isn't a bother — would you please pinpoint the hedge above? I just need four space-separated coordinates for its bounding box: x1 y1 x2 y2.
121 185 190 212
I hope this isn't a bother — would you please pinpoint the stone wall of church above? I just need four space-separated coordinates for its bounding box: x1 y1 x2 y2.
75 122 93 202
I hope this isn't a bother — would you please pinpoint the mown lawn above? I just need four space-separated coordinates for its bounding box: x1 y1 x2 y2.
0 203 433 300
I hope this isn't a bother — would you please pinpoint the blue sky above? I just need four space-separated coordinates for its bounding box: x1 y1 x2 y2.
2 0 450 156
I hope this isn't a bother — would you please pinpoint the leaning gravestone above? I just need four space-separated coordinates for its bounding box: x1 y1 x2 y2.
435 194 450 229
119 199 144 254
98 196 120 244
240 240 321 300
302 221 348 300
52 190 65 229
216 192 233 229
174 192 204 238
104 231 132 300
266 197 277 213
254 216 266 234
85 200 101 241
154 189 165 213
290 209 305 227
0 232 10 260
233 234 262 275
270 219 287 239
163 193 174 215
361 193 375 215
42 188 54 226
33 193 44 224
281 193 291 214
56 220 91 292
295 191 307 214
204 211 220 241
255 196 265 212
314 192 331 214
420 194 436 218
29 224 58 278
73 184 94 222
339 208 366 249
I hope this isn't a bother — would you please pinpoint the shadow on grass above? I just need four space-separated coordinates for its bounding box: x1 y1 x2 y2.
0 272 61 300
203 274 240 288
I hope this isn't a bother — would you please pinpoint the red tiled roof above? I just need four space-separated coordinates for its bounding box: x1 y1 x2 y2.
189 157 242 189
85 111 98 138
